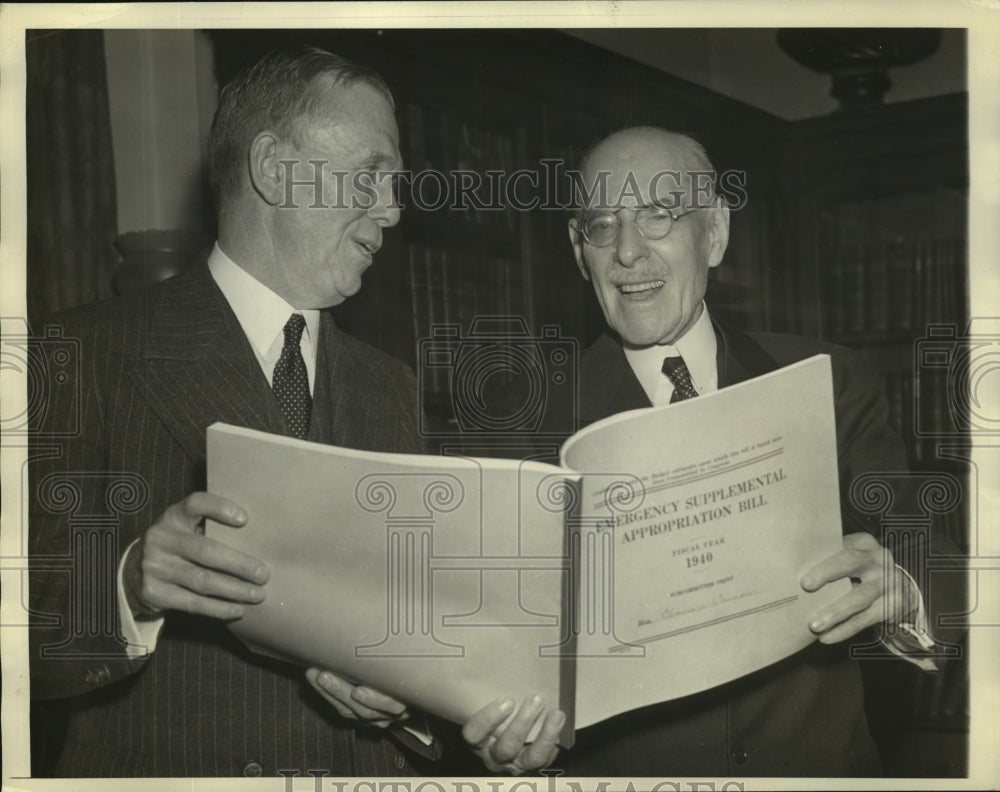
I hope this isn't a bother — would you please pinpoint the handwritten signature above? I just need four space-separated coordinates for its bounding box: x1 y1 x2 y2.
637 588 758 628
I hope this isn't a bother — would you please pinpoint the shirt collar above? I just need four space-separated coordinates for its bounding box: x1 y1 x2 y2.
207 243 320 360
623 302 718 402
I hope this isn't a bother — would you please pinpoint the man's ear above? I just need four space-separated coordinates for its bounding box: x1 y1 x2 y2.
248 131 285 206
706 201 730 270
568 219 591 282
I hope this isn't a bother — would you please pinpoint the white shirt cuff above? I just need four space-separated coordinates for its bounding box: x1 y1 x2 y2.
880 564 938 671
402 712 435 746
117 538 165 657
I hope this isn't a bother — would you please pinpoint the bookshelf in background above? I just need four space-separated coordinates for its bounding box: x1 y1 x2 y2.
779 95 969 491
781 96 970 772
818 188 968 470
406 242 526 427
398 100 531 431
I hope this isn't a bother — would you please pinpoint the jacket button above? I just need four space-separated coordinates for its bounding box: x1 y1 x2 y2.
83 664 111 686
732 747 749 764
242 761 263 777
394 753 406 770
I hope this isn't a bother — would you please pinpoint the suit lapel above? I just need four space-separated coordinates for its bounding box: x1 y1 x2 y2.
581 315 782 425
580 332 651 424
713 318 780 388
306 312 338 446
127 266 286 462
307 312 372 449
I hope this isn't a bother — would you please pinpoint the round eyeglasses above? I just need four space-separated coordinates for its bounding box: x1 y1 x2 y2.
576 205 702 248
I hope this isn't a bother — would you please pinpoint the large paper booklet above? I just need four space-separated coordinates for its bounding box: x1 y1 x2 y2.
206 354 849 747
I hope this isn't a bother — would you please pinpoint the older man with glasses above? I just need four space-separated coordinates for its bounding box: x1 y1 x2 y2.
531 126 963 777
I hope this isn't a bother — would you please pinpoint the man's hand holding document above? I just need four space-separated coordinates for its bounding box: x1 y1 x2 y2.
207 354 850 747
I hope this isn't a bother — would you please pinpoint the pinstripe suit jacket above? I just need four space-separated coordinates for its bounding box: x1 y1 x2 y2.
553 323 964 777
29 264 431 777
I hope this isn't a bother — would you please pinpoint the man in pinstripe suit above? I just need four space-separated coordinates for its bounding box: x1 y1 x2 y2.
28 45 560 778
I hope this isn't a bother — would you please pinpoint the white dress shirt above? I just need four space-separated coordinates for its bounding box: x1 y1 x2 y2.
624 301 718 405
207 245 321 392
118 244 320 656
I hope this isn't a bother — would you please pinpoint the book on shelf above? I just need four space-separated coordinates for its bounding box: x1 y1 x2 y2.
825 236 966 337
404 101 519 231
408 244 525 373
864 244 889 333
206 355 848 747
886 240 914 332
407 242 427 345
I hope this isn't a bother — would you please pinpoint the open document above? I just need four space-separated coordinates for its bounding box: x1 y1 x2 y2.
207 354 849 747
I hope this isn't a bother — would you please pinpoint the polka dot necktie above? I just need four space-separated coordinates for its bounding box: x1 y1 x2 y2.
661 355 699 402
272 313 311 439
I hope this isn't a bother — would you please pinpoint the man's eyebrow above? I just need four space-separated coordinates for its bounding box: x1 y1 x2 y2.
648 197 681 210
359 150 399 170
582 201 676 215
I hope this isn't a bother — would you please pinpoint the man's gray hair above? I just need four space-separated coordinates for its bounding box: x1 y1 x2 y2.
573 127 717 212
207 45 394 211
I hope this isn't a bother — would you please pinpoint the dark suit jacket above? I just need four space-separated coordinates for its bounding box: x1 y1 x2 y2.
29 264 431 777
553 322 963 777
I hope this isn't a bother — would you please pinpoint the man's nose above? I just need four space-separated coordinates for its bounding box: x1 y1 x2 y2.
370 200 401 228
368 178 401 228
614 217 649 267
